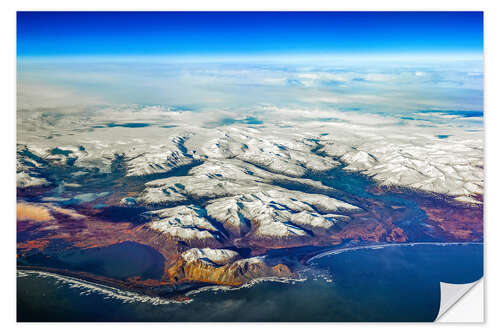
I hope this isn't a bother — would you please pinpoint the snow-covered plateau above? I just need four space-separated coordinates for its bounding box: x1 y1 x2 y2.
16 104 483 289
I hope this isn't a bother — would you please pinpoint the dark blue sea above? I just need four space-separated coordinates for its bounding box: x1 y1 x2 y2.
17 243 483 322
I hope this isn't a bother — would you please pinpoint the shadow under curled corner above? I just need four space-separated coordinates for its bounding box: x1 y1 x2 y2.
435 279 484 322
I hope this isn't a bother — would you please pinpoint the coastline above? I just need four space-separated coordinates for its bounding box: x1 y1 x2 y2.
17 241 484 321
17 241 483 303
306 241 484 264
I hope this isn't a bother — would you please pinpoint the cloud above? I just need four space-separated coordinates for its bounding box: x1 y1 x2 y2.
16 59 483 116
17 82 105 112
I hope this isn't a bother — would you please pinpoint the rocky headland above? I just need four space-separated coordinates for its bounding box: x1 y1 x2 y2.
16 111 483 299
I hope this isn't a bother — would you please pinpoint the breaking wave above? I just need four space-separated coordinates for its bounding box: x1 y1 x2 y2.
18 242 476 306
17 270 309 305
17 270 191 305
307 241 482 264
185 276 307 297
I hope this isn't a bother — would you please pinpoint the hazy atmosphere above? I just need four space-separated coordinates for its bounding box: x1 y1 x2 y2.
17 12 483 322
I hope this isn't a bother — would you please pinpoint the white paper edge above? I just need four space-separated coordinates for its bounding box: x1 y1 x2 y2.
435 278 484 322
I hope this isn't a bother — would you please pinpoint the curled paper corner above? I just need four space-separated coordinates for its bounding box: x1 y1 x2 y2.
435 278 484 322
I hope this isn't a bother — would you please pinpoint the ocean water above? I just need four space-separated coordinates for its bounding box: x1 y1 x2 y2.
17 243 483 322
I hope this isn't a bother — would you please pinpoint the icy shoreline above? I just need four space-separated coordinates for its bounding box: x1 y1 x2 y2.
306 241 483 264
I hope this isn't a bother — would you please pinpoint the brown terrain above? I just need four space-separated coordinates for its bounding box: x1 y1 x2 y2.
17 181 483 301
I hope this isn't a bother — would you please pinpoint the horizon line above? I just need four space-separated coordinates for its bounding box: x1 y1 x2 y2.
17 51 484 64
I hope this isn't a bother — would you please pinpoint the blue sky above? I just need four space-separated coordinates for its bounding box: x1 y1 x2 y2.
16 12 483 116
17 12 483 58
